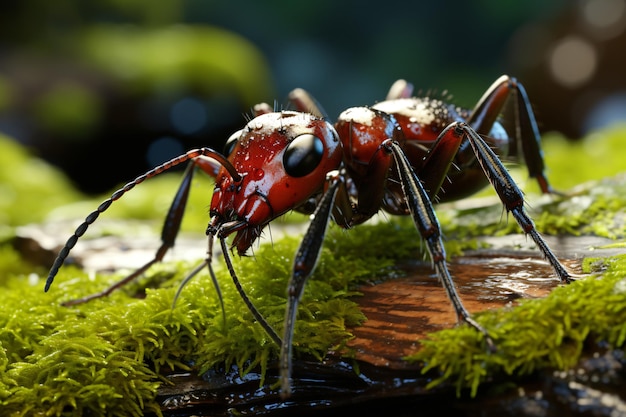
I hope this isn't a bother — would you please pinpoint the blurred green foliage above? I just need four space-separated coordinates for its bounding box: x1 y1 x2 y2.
1 6 276 193
77 25 274 106
33 82 103 140
0 134 80 229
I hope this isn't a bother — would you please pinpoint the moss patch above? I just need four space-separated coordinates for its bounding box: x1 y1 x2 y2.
0 222 440 416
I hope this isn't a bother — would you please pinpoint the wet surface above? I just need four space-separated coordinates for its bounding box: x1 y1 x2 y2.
153 330 626 417
155 347 626 417
349 252 570 368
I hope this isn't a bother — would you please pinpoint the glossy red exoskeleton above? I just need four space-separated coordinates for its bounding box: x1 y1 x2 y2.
44 75 571 398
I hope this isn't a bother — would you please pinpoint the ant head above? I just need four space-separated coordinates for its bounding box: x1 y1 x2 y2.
209 111 342 253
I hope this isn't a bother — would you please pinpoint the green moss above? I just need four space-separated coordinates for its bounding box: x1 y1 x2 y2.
408 253 626 396
0 222 430 415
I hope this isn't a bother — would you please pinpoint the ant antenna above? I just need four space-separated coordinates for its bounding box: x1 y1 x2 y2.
45 148 241 292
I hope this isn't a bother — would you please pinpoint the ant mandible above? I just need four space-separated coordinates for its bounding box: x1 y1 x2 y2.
44 75 572 399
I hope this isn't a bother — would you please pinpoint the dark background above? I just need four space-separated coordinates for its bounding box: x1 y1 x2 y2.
1 0 625 193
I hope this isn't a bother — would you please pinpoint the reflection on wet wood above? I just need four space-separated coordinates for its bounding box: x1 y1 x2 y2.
349 252 568 369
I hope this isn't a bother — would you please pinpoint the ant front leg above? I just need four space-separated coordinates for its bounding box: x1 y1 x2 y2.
466 75 556 194
279 172 342 398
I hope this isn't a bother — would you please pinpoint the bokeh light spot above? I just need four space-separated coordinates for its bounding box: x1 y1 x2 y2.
147 136 185 166
582 0 626 38
548 36 597 88
170 97 208 135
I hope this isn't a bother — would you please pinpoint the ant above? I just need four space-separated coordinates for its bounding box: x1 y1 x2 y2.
44 75 572 399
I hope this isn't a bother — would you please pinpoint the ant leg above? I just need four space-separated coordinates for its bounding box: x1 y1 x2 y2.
173 259 209 308
280 174 342 398
458 123 572 283
172 235 226 328
288 88 330 119
466 75 556 194
386 79 414 100
510 78 556 194
385 140 494 346
58 162 198 305
217 234 282 346
416 128 464 199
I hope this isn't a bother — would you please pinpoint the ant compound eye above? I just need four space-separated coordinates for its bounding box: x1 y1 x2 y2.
223 130 242 157
283 134 324 177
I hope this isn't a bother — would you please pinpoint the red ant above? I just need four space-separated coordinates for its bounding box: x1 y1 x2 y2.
44 75 572 398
